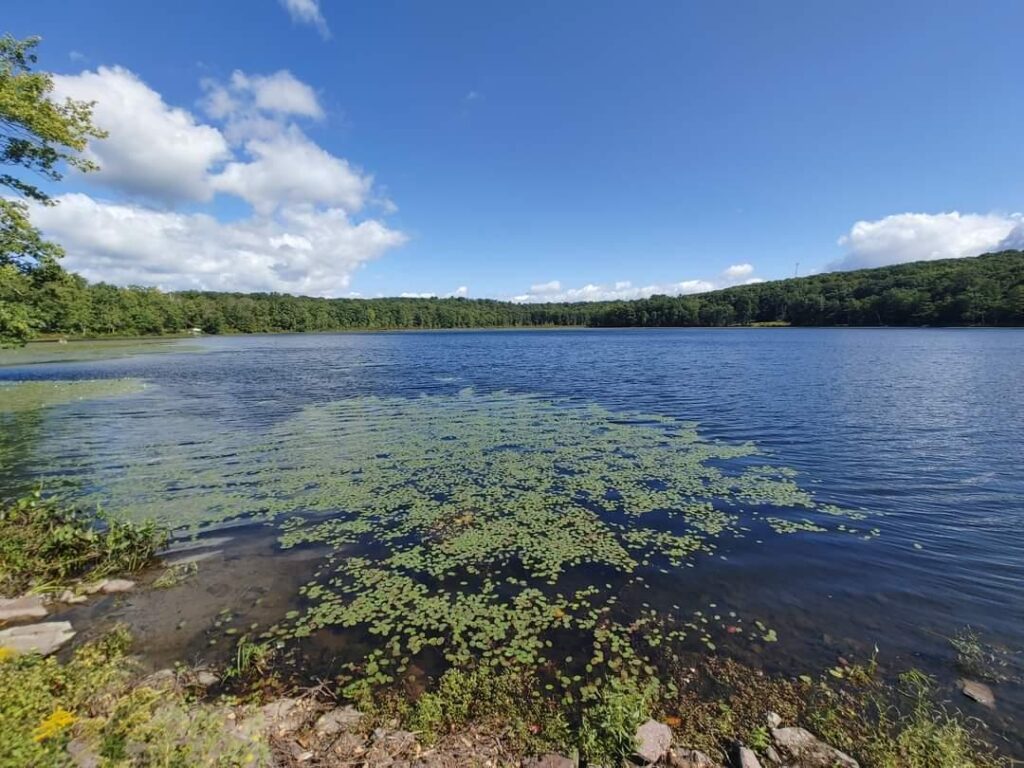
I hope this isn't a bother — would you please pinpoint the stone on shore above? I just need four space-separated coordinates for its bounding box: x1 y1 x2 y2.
314 705 362 737
0 621 75 656
99 578 136 594
259 697 315 736
58 589 87 605
522 753 575 768
771 727 858 768
734 745 762 768
667 747 718 767
0 595 48 622
633 719 673 764
959 679 995 708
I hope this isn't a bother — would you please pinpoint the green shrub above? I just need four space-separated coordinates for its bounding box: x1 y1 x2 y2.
0 489 167 595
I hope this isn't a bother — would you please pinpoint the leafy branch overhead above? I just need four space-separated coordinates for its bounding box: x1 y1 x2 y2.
0 34 105 346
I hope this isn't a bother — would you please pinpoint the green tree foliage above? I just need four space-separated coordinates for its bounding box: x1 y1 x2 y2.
0 33 105 346
8 251 1023 339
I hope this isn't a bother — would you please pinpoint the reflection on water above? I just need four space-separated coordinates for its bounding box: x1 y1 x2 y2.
1 328 1022 749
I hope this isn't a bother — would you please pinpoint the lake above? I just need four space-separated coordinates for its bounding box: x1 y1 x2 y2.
2 328 1022 750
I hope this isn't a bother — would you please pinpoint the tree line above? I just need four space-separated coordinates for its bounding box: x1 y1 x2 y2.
2 250 1020 342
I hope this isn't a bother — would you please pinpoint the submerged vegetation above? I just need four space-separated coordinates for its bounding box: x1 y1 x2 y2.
2 251 1022 345
0 490 166 595
0 378 145 412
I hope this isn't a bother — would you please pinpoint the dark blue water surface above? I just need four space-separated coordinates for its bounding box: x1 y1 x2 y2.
2 328 1023 744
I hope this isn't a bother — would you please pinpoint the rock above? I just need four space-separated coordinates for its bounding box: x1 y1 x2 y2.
99 578 135 594
523 754 576 768
766 711 782 729
193 669 220 687
959 679 995 708
734 746 762 768
667 747 718 767
633 719 672 764
764 745 782 765
364 728 417 764
0 621 75 656
139 668 179 691
0 595 48 622
260 697 312 736
67 737 100 768
82 581 107 595
58 589 87 605
771 727 858 768
314 705 362 737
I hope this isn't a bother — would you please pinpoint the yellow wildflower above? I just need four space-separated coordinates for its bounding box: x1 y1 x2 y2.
0 646 15 662
32 707 76 742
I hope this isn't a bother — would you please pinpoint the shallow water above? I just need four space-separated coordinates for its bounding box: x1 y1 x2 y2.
1 329 1022 750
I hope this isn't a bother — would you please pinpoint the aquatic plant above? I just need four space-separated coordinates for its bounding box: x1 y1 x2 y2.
0 489 167 595
0 378 145 413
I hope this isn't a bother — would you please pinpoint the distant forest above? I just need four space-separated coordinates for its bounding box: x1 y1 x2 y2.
14 250 1024 337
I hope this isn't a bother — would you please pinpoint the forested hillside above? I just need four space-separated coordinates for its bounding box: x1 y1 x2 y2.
4 250 1023 340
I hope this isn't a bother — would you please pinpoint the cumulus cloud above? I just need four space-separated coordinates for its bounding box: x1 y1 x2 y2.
52 66 229 202
723 263 754 278
30 64 404 294
212 126 372 214
511 265 760 303
202 69 322 121
29 194 405 296
279 0 330 38
832 212 1023 270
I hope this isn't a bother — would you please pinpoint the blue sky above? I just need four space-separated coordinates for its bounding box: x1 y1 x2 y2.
7 1 1024 300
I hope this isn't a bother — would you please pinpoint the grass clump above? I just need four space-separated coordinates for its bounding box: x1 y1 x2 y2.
0 627 269 767
0 490 168 596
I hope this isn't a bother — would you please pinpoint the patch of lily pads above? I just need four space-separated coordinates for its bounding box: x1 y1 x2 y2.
20 389 878 697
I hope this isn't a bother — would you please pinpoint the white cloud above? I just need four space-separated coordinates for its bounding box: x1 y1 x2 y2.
29 194 405 296
279 0 330 38
30 65 404 295
212 126 372 214
723 263 754 278
68 50 86 63
833 211 1023 270
398 286 470 299
511 265 760 303
52 66 229 202
202 70 322 121
529 280 561 294
512 279 716 303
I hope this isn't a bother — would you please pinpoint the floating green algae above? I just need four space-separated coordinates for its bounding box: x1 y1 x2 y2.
0 379 146 413
0 338 199 367
40 389 875 694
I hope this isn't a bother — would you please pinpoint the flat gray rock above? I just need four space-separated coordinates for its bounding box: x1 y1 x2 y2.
667 748 718 767
771 727 858 768
0 621 75 656
735 746 762 768
522 754 575 768
0 595 47 622
314 705 362 737
634 719 673 764
99 578 135 594
959 679 995 708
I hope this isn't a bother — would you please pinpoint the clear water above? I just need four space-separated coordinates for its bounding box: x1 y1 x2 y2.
2 328 1022 748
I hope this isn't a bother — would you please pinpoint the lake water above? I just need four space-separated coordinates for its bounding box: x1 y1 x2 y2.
2 329 1023 750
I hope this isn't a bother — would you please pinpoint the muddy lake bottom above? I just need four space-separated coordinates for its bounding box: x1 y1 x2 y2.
3 329 1023 758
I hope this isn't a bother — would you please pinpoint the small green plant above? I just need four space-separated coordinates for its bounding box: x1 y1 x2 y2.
0 489 167 595
577 676 656 765
153 561 198 589
221 635 275 683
